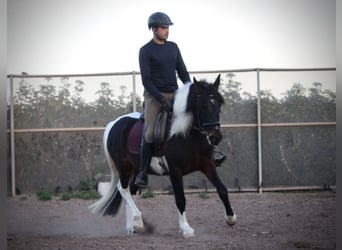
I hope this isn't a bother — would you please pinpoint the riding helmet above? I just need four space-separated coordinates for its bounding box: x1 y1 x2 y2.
148 12 174 29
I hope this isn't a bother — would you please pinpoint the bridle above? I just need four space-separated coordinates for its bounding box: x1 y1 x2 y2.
193 93 223 147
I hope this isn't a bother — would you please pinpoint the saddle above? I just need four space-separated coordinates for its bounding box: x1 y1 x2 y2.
127 110 172 155
153 110 172 153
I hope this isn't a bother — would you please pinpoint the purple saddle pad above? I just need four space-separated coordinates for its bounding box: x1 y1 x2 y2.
127 119 144 154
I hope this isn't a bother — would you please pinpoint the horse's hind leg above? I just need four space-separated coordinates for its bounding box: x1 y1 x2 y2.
204 168 237 226
117 181 145 234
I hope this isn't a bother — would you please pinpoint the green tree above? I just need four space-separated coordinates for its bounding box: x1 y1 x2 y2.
219 73 256 123
58 77 71 106
220 73 242 105
307 82 336 121
71 80 86 109
94 82 115 107
260 89 282 123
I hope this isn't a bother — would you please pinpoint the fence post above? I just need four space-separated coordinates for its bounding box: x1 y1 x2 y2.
256 69 263 193
9 75 16 196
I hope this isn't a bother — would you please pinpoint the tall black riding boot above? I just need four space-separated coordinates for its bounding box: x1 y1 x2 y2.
135 142 153 188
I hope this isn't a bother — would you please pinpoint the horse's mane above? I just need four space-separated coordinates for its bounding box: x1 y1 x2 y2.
170 81 193 137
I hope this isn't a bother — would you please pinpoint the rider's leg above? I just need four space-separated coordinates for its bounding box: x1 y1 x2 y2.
135 92 176 188
135 138 153 188
135 91 160 188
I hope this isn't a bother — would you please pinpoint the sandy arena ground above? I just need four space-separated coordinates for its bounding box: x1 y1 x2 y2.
7 191 336 250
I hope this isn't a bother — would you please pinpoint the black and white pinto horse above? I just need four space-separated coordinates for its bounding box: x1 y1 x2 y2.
89 75 236 238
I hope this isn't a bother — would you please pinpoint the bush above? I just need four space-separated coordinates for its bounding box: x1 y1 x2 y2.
199 191 209 199
60 192 71 201
79 179 94 191
37 190 53 201
142 190 155 198
73 188 101 200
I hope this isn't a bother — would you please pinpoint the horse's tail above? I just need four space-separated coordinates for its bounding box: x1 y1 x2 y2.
88 121 123 216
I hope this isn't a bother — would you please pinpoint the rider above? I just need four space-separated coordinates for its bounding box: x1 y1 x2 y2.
135 12 225 189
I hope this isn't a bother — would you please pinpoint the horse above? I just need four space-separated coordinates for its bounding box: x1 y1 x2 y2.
89 74 236 238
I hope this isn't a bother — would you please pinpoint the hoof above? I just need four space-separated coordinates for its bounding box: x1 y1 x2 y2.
181 226 195 238
130 214 144 234
225 213 237 226
127 225 145 234
182 231 195 238
133 225 145 234
127 228 135 234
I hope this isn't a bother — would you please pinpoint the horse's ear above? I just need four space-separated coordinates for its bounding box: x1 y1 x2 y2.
187 77 203 111
213 74 221 90
193 77 203 95
192 77 203 94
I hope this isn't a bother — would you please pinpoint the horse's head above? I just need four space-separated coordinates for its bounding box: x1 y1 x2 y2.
191 74 224 145
170 74 224 146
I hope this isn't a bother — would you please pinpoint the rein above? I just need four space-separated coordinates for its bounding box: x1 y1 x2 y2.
192 122 222 148
192 125 215 147
191 123 226 165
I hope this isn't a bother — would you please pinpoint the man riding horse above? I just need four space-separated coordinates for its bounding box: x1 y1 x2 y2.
135 12 225 188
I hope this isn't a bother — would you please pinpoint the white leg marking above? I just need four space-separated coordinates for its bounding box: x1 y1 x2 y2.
178 211 195 238
125 201 134 234
224 210 237 226
117 181 144 234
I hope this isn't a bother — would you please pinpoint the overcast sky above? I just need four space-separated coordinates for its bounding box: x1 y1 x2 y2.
8 0 335 75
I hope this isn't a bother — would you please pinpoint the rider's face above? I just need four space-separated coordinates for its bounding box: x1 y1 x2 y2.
153 26 169 43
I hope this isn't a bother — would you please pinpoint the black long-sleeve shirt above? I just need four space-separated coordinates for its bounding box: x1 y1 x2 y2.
139 39 190 103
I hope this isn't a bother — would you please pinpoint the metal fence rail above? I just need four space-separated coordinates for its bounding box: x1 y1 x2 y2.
7 68 336 196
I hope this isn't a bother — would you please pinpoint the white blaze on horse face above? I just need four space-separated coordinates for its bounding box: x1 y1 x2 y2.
178 211 195 238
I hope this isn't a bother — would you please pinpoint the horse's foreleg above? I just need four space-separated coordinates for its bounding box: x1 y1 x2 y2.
117 181 144 234
170 173 195 238
205 169 237 226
